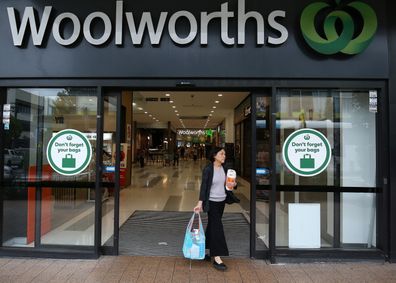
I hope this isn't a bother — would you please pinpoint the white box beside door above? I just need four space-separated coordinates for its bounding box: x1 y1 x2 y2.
288 203 321 248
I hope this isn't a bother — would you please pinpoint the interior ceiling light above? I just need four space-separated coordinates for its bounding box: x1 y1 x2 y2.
209 114 212 116
212 106 216 109
170 100 174 103
172 106 176 108
133 102 136 106
175 110 178 112
176 114 180 116
149 114 152 117
165 93 170 97
218 94 223 97
211 110 214 113
144 111 148 114
138 107 143 110
215 101 219 103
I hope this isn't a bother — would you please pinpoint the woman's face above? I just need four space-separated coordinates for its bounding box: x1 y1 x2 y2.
214 149 226 164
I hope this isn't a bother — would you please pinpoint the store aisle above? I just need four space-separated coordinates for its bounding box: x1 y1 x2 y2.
115 158 253 256
39 158 253 248
118 158 251 225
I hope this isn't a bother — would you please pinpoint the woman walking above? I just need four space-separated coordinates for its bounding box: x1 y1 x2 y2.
194 147 237 271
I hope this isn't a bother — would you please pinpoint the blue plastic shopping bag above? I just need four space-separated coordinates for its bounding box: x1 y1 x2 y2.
182 212 205 260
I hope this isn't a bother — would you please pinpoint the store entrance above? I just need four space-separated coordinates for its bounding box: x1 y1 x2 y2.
0 86 384 260
103 90 266 257
98 87 384 260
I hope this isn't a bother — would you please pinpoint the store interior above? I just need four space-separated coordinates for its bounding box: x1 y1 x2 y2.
3 88 376 254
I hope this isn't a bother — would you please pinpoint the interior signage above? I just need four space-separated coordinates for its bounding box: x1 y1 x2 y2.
7 0 288 47
177 129 207 136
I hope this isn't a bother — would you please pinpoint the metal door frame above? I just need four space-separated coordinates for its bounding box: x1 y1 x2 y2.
99 89 122 255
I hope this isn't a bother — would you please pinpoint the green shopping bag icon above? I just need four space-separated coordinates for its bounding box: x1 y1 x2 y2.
300 154 315 169
62 154 76 168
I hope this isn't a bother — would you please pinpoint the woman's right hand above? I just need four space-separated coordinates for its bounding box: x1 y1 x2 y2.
194 201 203 212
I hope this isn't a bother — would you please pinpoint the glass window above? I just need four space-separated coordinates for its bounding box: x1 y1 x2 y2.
276 192 334 248
339 92 376 187
101 95 118 247
275 89 377 249
276 90 335 186
2 88 97 247
255 96 271 250
276 89 377 188
341 193 376 248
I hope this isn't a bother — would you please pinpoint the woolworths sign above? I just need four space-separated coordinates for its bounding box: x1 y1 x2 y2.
5 0 377 55
7 0 288 47
300 0 377 55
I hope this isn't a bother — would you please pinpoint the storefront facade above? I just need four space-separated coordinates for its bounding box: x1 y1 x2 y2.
0 0 395 262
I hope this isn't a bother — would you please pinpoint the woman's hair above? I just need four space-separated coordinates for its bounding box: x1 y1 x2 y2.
209 146 225 163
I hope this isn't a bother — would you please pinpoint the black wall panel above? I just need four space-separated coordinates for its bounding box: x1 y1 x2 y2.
386 0 396 263
0 0 388 79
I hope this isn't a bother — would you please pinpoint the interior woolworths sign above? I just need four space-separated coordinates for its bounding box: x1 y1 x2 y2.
47 129 92 176
282 128 332 177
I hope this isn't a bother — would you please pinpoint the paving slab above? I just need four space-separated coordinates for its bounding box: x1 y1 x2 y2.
0 256 393 283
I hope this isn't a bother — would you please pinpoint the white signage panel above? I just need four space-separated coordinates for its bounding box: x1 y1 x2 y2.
288 203 321 248
282 128 331 177
47 129 92 176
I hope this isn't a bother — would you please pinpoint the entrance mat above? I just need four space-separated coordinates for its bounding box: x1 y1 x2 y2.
117 211 252 257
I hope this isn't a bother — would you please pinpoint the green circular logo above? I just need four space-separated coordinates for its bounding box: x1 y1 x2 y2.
300 0 377 55
282 129 331 177
46 129 92 176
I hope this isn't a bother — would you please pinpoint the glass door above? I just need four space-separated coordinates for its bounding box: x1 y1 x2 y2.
100 90 121 255
252 92 272 256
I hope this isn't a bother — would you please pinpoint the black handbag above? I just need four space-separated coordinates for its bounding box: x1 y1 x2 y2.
225 190 240 204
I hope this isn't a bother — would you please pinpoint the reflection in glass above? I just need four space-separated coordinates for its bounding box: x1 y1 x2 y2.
275 89 377 250
101 96 117 247
276 90 335 186
341 193 376 248
2 88 97 247
255 96 270 250
339 92 376 187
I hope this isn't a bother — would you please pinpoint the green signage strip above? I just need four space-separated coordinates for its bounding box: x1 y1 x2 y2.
282 128 331 177
46 129 92 176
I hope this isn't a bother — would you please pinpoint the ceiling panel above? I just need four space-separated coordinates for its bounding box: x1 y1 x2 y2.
132 91 250 129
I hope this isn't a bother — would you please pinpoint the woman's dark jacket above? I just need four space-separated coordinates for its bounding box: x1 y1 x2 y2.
199 163 240 212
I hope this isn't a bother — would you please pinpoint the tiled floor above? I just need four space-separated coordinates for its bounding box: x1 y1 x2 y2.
0 256 395 283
